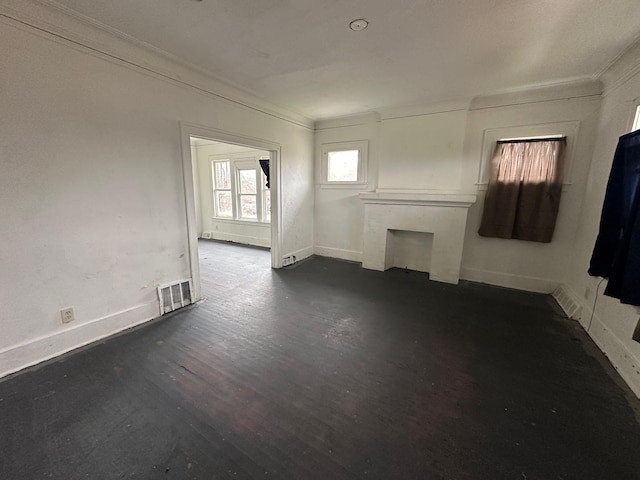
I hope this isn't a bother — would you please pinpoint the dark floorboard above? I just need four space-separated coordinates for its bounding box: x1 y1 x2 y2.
2 239 640 479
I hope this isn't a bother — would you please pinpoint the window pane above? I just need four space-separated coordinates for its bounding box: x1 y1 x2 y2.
328 150 359 182
240 194 257 219
239 169 257 194
213 162 231 189
633 105 640 132
264 189 271 222
216 191 232 218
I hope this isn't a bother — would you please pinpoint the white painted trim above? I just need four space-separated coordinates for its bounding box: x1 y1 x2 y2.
202 231 270 248
459 267 559 293
314 112 381 131
553 284 640 399
180 124 203 302
270 148 284 269
180 122 283 281
469 80 602 110
476 121 581 188
0 302 159 379
319 140 369 186
378 99 471 120
0 0 313 130
359 191 476 208
209 218 271 227
313 246 363 263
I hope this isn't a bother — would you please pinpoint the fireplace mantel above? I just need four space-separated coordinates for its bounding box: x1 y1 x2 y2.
359 191 477 284
358 191 477 207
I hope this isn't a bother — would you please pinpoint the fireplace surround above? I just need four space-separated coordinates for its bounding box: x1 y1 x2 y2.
359 191 476 284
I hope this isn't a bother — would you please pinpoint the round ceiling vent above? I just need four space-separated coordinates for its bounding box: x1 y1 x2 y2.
349 19 369 31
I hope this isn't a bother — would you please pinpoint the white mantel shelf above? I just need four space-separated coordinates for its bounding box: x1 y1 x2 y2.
358 192 476 207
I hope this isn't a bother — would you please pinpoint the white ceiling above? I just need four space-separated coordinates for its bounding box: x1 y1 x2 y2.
48 0 640 120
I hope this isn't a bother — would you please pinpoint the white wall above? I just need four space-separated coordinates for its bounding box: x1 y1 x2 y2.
192 142 271 248
314 113 380 262
559 42 640 397
378 105 468 192
0 6 314 377
314 91 601 292
460 86 602 292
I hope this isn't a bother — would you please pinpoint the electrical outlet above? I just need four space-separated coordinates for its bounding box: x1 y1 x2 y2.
283 255 296 267
60 307 75 324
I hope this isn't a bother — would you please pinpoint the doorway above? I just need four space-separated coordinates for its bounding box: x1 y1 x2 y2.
180 123 282 302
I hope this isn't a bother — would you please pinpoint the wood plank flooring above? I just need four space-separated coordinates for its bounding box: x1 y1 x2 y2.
1 239 640 479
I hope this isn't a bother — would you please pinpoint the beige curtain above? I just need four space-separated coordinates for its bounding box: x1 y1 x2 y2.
478 138 566 242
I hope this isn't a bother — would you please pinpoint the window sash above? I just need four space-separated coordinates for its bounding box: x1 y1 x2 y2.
211 159 269 222
320 140 368 187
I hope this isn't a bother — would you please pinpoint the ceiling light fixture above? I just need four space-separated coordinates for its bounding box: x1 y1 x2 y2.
349 18 368 31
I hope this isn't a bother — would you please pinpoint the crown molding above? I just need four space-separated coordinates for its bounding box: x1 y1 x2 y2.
469 79 602 111
600 37 640 97
314 112 381 131
0 0 314 130
377 99 471 121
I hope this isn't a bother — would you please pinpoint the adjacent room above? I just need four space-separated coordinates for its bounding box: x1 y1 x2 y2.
2 0 640 478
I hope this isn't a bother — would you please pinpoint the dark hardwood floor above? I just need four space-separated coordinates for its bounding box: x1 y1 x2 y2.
2 239 640 479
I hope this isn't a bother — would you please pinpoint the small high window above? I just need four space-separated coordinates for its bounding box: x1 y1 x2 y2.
320 141 368 187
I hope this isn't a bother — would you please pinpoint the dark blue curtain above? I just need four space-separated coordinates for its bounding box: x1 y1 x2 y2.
589 129 640 307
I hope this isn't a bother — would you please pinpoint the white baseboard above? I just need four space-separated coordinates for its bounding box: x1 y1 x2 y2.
203 231 271 248
460 266 559 293
553 284 640 399
313 245 363 263
0 302 159 379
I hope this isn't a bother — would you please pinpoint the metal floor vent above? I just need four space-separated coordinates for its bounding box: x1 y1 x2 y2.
552 286 582 320
158 279 193 315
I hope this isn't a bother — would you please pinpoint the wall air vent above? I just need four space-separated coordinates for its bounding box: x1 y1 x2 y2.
157 279 193 315
552 285 582 320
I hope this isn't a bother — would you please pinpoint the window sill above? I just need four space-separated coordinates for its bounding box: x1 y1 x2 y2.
318 182 369 190
211 217 270 226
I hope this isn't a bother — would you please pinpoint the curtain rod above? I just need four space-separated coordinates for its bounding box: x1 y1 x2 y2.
497 136 567 144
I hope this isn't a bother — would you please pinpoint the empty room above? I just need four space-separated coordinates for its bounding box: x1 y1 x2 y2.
2 1 640 478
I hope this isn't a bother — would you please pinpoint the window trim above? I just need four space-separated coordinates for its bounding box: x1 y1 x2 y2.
235 160 262 221
319 140 368 188
476 122 579 191
630 101 640 133
211 160 233 219
210 154 270 223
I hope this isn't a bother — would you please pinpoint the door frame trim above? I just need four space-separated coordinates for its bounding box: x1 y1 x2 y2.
180 122 283 301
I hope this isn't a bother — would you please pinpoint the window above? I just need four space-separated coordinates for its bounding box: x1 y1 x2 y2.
212 161 232 218
238 167 258 219
320 140 368 187
477 122 578 190
478 137 567 242
211 158 270 222
632 104 640 132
